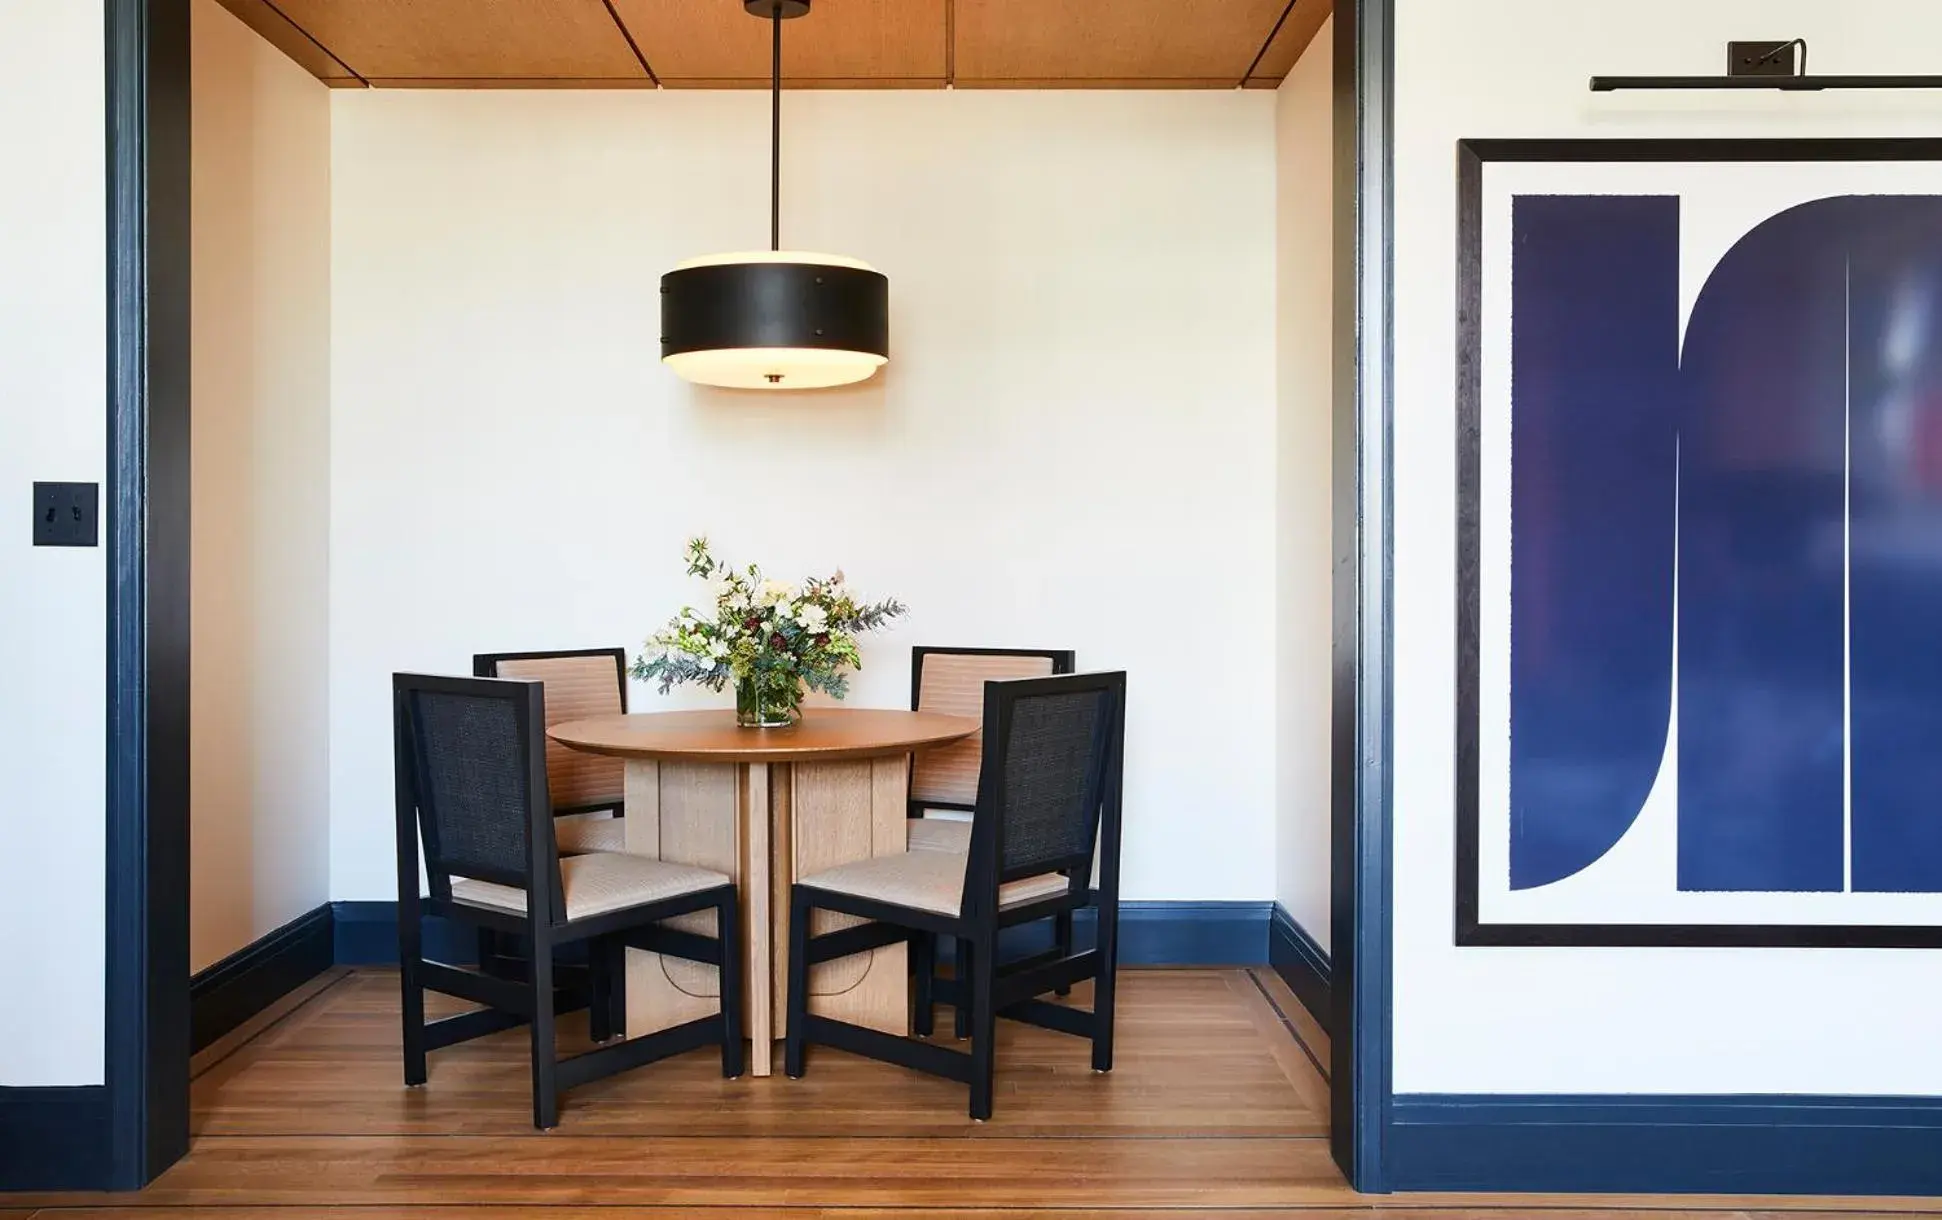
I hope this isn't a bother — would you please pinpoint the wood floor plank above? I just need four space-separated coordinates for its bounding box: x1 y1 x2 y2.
1228 969 1328 1114
33 1203 1942 1218
0 1210 1773 1220
15 1134 1344 1209
1251 966 1330 1066
191 967 353 1081
187 969 1321 1139
26 968 1940 1217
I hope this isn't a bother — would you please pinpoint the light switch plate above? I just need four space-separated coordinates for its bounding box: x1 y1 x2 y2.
33 481 99 547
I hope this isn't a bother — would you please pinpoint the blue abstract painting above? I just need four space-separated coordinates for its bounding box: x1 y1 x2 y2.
1459 141 1942 944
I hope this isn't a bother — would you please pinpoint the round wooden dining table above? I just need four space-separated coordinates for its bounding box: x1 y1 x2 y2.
548 708 977 1077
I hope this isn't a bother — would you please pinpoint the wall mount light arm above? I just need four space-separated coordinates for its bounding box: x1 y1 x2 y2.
1593 36 1942 92
1591 74 1942 92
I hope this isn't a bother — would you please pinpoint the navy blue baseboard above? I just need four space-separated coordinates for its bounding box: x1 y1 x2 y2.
932 900 1272 967
191 905 335 1052
332 900 479 966
0 1085 110 1191
1389 1093 1942 1195
1267 904 1330 1030
1098 900 1270 965
331 899 1271 968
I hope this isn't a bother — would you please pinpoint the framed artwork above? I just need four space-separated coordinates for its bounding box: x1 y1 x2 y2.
1456 138 1942 947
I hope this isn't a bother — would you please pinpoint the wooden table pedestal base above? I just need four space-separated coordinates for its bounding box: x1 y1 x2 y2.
620 755 911 1077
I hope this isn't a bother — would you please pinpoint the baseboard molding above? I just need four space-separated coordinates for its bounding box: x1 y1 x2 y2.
1267 904 1330 1031
332 900 480 967
190 905 335 1053
0 1085 110 1191
330 899 1272 969
1388 1093 1942 1195
192 968 347 1079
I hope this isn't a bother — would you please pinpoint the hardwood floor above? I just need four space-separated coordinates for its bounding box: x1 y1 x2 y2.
12 968 1942 1217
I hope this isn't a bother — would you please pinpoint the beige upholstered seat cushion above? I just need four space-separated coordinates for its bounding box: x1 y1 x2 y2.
798 850 1069 917
452 851 727 922
554 813 627 855
906 817 971 855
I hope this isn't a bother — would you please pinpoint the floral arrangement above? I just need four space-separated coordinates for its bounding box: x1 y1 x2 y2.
632 537 907 726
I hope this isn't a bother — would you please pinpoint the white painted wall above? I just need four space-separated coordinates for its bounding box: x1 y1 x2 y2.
189 0 333 973
327 89 1278 903
1274 17 1335 943
1392 0 1942 1094
0 0 107 1086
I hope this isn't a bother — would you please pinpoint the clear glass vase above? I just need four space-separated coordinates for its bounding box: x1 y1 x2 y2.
735 675 797 728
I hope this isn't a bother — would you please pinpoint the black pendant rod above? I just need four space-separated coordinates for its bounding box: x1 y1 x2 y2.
771 7 781 251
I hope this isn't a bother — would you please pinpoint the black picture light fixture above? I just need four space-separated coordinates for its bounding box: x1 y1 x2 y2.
1592 38 1942 92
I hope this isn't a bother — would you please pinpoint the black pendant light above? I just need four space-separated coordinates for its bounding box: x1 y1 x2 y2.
660 0 890 390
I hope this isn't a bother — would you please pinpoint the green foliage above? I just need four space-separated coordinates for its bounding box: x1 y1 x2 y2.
630 537 908 718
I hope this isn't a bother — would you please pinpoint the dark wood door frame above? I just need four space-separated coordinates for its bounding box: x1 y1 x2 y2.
104 0 193 1189
1330 0 1396 1193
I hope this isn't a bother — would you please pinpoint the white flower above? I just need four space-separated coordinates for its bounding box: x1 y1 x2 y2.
704 573 736 605
708 640 730 659
759 579 795 606
795 604 829 633
774 600 795 623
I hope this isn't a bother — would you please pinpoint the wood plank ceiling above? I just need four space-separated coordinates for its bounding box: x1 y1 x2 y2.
215 0 1331 90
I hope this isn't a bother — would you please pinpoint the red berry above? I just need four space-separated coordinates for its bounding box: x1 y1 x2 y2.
770 634 787 649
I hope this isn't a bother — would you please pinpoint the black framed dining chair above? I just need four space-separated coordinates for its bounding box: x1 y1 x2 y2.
907 646 1078 1023
907 646 1076 853
474 647 629 856
785 670 1125 1120
393 672 744 1130
471 648 630 982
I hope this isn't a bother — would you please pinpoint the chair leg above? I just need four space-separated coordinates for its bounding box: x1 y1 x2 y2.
398 889 425 1080
717 891 746 1079
1054 908 1075 997
910 931 935 1038
954 938 974 1039
530 933 559 1130
968 931 997 1121
784 888 812 1079
1091 899 1119 1074
607 935 628 1040
400 925 427 1087
589 936 615 1044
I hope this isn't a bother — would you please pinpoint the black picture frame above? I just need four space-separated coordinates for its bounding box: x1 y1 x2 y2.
1454 136 1942 950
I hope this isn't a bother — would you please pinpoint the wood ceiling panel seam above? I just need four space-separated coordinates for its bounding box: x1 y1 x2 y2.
361 78 667 90
1238 0 1299 86
1247 0 1332 83
945 0 956 87
271 0 652 82
217 0 369 85
951 0 1291 86
650 77 948 89
608 0 946 86
598 0 662 85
